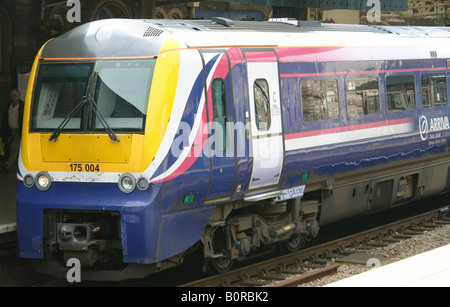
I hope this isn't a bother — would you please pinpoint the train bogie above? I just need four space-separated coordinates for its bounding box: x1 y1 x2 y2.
202 197 320 274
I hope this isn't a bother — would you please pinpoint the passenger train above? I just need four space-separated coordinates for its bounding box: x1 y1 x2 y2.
16 17 450 279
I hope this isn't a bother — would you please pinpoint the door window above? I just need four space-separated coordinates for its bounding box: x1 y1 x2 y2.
212 78 227 154
253 78 271 131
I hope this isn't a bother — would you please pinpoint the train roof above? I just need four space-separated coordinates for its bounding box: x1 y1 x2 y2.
159 17 450 37
40 18 450 59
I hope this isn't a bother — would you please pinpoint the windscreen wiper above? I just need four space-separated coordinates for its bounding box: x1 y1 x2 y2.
85 95 120 143
48 97 88 142
48 94 120 143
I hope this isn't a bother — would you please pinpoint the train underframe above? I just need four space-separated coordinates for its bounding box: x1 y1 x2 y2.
200 159 450 274
36 159 450 279
201 197 320 274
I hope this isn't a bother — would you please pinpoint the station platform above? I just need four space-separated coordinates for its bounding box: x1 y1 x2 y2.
0 169 17 234
326 244 450 287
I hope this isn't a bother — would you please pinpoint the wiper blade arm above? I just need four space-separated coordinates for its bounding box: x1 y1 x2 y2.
47 95 120 143
86 95 120 143
48 97 88 142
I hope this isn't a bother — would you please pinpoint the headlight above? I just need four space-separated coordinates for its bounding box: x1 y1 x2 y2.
118 173 136 193
23 174 35 188
137 177 149 191
35 172 52 191
59 224 73 241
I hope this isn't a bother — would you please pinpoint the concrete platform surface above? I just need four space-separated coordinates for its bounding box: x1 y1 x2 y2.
326 244 450 287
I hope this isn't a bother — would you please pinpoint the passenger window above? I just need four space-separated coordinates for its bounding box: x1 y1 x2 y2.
421 74 447 108
212 78 227 153
346 77 380 117
386 75 416 111
301 79 339 122
253 78 271 131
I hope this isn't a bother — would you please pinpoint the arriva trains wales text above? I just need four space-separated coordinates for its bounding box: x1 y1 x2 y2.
419 115 450 141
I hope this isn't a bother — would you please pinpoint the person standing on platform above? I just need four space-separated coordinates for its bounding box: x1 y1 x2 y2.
0 89 24 172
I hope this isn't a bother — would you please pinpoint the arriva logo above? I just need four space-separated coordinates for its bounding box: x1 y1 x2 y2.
419 115 450 141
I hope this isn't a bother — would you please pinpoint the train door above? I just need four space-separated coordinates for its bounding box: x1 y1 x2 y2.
200 50 236 201
243 49 284 191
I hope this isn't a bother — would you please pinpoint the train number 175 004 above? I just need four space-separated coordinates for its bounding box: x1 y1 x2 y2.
69 164 100 172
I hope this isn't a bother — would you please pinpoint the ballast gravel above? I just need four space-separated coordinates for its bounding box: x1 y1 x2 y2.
298 223 450 287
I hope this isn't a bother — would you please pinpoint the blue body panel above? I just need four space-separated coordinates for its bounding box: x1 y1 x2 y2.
278 56 450 187
17 181 215 263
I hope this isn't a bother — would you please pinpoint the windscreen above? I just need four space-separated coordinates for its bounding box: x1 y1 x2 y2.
31 63 93 131
30 59 156 133
93 60 155 131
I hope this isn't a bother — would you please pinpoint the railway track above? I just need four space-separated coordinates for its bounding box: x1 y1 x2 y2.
179 206 450 287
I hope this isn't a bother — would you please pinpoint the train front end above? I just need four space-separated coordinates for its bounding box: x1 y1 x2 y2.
16 19 182 279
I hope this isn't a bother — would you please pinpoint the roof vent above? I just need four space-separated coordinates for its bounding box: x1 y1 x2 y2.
269 18 322 28
212 17 234 27
297 20 322 27
143 26 164 37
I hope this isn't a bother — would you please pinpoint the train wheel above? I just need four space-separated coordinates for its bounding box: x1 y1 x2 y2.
281 233 305 253
205 227 233 274
206 256 233 274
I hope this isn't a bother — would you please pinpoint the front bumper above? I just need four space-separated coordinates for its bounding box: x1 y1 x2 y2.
17 176 215 275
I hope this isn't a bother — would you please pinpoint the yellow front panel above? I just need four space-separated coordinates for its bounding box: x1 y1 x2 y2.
40 134 132 163
21 47 42 170
25 133 145 173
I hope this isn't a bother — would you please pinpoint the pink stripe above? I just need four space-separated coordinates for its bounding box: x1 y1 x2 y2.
245 51 277 62
276 47 347 62
153 107 208 183
281 66 447 78
155 54 230 183
276 46 446 63
285 118 413 140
